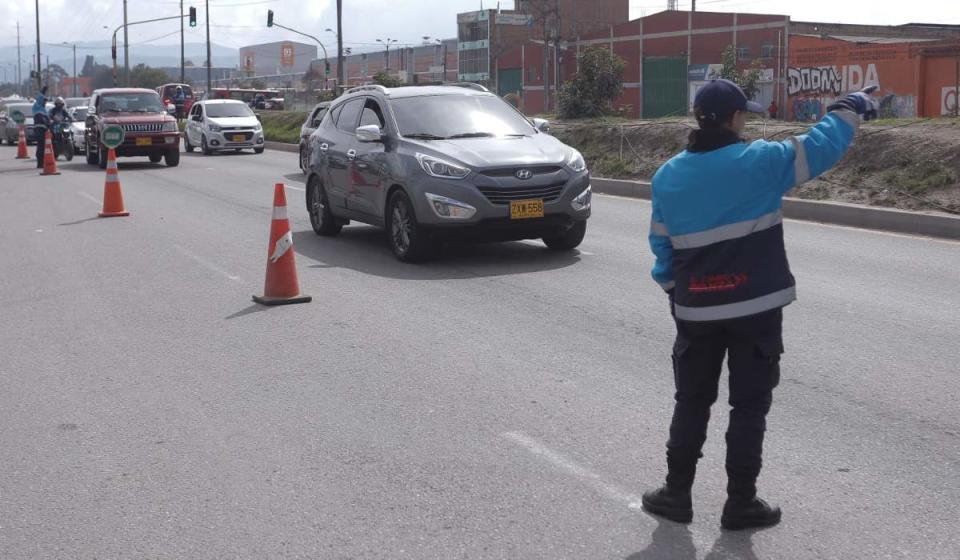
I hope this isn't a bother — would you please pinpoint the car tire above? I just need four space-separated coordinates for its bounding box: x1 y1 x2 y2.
86 142 97 165
184 135 194 152
386 189 435 263
307 175 342 237
149 153 163 163
201 135 212 155
165 150 180 167
299 144 308 173
543 220 587 251
254 147 264 154
98 144 108 169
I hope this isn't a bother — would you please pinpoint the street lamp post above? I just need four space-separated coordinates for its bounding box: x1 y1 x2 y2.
377 38 397 71
112 13 193 87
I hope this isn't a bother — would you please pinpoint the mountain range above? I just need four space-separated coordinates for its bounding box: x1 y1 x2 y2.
0 41 239 75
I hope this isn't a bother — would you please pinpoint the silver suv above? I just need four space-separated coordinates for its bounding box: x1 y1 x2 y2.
304 84 591 262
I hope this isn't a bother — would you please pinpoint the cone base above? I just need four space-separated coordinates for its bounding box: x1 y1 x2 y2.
16 156 29 159
40 171 61 175
99 210 130 217
252 293 312 306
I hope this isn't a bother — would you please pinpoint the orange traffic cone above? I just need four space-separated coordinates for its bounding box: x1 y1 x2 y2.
252 183 311 306
15 125 29 159
39 130 60 175
98 148 129 218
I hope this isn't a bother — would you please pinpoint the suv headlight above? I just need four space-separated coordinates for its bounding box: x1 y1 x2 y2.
572 185 592 212
567 150 587 173
208 123 222 133
162 121 178 132
253 122 262 131
425 193 477 219
416 153 470 180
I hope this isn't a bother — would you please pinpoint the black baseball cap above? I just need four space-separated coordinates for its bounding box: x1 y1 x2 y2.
693 79 765 124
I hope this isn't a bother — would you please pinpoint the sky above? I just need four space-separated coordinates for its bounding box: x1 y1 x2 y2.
0 0 957 67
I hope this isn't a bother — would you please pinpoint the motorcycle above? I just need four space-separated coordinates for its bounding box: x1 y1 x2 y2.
50 115 74 162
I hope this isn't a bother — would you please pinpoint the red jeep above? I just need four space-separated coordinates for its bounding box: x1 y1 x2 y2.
84 88 181 168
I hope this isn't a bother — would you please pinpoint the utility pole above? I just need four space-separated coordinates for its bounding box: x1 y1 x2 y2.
123 0 129 85
34 0 41 89
180 0 185 83
72 43 77 96
336 0 344 91
16 21 23 96
206 0 212 94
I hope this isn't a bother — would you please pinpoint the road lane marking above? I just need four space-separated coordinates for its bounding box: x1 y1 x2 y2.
284 185 305 192
172 244 242 282
503 431 642 509
78 191 102 206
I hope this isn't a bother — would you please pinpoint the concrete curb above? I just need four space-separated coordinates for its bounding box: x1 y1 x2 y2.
265 141 299 154
592 177 960 241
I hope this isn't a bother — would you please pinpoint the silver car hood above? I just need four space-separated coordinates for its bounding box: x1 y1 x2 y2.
414 134 570 169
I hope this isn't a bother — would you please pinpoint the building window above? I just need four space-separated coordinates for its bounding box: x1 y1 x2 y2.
458 21 489 43
760 44 775 58
527 66 538 83
736 46 750 60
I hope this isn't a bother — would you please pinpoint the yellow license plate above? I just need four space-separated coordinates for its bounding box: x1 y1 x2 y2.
232 134 246 142
135 137 152 146
510 199 544 220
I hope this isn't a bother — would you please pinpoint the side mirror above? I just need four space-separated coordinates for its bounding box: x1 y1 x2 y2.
532 118 550 133
166 103 176 115
356 124 383 143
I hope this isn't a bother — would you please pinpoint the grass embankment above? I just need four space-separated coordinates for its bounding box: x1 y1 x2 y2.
257 110 309 144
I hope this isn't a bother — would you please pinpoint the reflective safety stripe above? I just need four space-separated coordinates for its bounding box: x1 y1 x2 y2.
272 205 288 221
669 210 782 250
659 280 675 292
673 286 796 322
105 172 119 182
832 109 860 134
789 137 810 186
650 220 669 236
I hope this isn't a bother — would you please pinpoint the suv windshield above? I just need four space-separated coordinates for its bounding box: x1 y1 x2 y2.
392 95 535 139
99 93 166 113
205 103 254 118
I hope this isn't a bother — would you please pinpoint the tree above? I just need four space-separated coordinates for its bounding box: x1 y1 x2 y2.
250 78 267 89
90 66 114 90
184 60 195 67
128 63 171 90
372 71 403 88
81 55 97 77
720 45 763 101
558 46 625 119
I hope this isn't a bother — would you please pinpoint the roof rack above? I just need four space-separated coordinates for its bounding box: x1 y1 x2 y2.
344 84 390 95
448 82 490 93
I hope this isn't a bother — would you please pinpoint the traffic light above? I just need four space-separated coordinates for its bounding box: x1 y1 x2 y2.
267 10 274 27
189 7 197 27
324 61 330 76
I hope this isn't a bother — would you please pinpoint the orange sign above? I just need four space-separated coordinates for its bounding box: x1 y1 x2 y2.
280 43 295 67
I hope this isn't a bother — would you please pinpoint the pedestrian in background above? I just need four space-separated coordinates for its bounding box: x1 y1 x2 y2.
768 100 778 120
32 86 50 169
642 79 878 530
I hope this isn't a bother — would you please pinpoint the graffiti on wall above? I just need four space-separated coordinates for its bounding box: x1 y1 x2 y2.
879 94 916 119
787 64 880 96
943 87 959 116
792 98 826 122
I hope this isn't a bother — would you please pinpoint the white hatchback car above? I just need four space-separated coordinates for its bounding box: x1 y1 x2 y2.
184 99 265 155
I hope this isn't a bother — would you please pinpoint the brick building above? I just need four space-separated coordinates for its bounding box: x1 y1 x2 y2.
318 39 459 89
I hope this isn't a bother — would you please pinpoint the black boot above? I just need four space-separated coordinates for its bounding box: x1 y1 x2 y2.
641 485 693 523
720 497 781 530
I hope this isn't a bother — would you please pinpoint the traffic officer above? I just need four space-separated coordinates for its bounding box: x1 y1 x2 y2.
641 79 878 530
32 86 50 169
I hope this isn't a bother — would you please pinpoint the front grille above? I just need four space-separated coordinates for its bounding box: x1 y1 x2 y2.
223 131 254 142
477 183 566 205
482 165 562 178
121 123 163 132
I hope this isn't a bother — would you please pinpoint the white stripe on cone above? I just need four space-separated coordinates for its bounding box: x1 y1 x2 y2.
272 206 288 221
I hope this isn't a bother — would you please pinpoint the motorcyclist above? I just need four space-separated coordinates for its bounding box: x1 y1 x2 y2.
32 87 50 168
48 97 73 159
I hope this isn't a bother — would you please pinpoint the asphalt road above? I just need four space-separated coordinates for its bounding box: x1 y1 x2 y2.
1 147 958 559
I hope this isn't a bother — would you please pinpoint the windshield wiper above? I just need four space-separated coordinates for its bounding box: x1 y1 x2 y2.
404 133 446 140
446 132 496 139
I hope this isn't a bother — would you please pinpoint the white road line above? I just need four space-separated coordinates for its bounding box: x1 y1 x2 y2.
172 244 242 282
284 184 305 192
77 191 102 206
503 431 642 509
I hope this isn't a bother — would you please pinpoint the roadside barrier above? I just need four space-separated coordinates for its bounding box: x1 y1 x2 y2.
39 131 60 175
98 148 129 217
252 183 311 306
16 126 29 159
